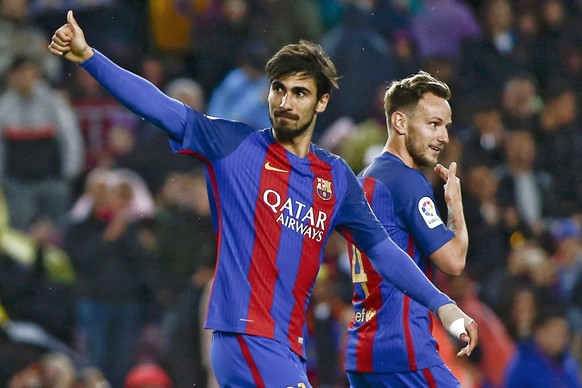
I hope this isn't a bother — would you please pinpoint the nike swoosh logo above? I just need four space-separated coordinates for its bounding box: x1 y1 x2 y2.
264 161 289 173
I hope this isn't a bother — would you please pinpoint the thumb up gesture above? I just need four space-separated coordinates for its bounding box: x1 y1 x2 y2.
48 10 93 63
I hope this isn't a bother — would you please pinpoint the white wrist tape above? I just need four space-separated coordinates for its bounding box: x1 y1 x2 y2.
449 318 467 339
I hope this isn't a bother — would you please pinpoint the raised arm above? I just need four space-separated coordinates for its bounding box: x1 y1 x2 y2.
48 11 188 141
431 161 469 275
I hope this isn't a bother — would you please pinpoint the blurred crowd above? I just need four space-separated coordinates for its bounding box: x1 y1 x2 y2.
0 0 581 387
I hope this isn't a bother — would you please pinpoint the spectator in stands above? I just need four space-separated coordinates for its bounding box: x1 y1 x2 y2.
462 165 513 290
324 83 387 173
0 55 84 232
459 0 533 98
503 303 582 388
30 0 149 72
190 0 254 95
499 72 542 132
66 63 136 172
492 244 558 340
63 168 155 387
548 217 582 308
458 98 506 169
570 270 582 365
207 39 271 130
152 170 217 387
318 0 398 138
495 129 556 236
534 81 582 217
0 0 61 86
251 0 324 57
440 272 515 388
534 0 582 91
411 0 480 62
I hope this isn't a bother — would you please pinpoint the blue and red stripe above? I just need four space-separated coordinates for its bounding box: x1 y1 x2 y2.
236 334 266 388
286 153 336 355
246 144 292 338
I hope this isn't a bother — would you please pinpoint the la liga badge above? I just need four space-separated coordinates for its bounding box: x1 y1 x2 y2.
418 197 443 229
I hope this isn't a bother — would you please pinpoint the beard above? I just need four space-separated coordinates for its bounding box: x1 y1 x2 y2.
405 131 437 167
270 109 317 141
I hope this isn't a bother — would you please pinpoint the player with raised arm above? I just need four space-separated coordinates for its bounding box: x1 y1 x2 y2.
49 13 477 387
346 71 470 387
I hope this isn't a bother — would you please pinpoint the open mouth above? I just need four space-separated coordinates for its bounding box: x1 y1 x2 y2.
429 145 442 153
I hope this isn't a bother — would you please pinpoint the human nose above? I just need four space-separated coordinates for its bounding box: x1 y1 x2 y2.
280 92 291 109
438 127 449 144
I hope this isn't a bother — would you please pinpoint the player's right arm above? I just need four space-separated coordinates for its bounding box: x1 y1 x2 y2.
48 10 188 144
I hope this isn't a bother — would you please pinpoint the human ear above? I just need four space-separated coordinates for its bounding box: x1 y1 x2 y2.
391 111 407 135
315 93 330 113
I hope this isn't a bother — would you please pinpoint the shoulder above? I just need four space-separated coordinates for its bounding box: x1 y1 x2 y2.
311 143 346 168
364 158 428 197
191 107 260 137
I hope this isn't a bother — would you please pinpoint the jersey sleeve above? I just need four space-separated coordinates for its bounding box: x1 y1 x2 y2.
334 162 388 252
81 50 255 161
365 238 453 313
391 171 454 256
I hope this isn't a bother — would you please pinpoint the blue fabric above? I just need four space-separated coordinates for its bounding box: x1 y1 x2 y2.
77 297 140 387
347 363 461 388
211 331 312 387
80 50 455 370
345 152 455 373
504 340 582 388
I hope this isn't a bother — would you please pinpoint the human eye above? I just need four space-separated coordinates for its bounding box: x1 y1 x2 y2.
295 88 310 98
272 82 284 93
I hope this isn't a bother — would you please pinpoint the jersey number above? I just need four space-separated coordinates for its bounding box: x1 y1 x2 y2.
350 245 370 296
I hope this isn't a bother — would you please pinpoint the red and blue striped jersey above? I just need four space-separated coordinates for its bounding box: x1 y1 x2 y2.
171 120 386 358
81 51 453 360
346 152 455 372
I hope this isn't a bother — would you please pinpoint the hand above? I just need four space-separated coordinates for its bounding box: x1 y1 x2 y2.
48 10 93 63
102 214 127 242
437 303 478 357
434 161 462 207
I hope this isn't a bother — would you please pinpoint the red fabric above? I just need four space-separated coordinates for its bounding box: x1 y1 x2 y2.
125 364 172 388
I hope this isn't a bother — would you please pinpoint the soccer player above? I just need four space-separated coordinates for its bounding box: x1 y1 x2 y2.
48 13 477 387
346 71 470 387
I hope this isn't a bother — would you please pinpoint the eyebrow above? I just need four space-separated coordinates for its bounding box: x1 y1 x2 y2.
292 86 311 95
427 114 452 127
272 81 312 96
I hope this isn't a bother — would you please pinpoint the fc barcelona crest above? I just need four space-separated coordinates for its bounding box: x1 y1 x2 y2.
316 177 332 201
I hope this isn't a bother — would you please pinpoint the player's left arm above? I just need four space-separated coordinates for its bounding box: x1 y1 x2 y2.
431 162 468 275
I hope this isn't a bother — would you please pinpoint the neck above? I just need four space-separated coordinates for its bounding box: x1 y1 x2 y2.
384 140 416 169
273 129 312 157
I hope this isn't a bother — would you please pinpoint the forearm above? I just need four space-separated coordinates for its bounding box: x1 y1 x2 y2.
80 50 188 140
366 238 453 313
446 200 469 260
